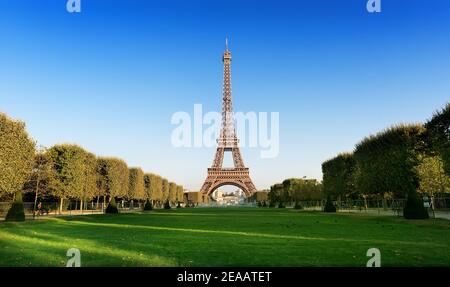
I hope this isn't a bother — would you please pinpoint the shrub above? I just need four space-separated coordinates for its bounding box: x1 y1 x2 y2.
105 197 119 214
294 201 303 210
262 201 267 207
269 201 276 208
323 195 337 213
403 192 429 219
278 202 285 208
5 191 25 222
143 200 153 211
164 200 171 209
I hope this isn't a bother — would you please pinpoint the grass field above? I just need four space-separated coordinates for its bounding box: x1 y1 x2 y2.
1 208 449 267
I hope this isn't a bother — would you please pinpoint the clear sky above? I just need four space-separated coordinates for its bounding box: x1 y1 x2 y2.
1 0 449 191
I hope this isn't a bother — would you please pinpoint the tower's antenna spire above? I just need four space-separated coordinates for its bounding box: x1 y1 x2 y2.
225 37 229 51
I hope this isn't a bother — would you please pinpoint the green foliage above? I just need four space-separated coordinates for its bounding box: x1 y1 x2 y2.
269 178 323 206
48 144 94 201
168 182 177 204
162 179 169 202
144 173 164 202
323 195 337 213
164 200 171 209
143 200 153 211
176 185 184 203
322 153 356 199
128 168 145 201
354 124 425 198
403 192 429 219
268 183 283 205
425 103 450 176
23 147 54 200
0 112 35 198
5 191 25 222
277 202 285 208
97 157 129 198
416 155 450 196
105 197 119 214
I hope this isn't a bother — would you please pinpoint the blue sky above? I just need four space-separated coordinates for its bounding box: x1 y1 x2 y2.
1 0 449 191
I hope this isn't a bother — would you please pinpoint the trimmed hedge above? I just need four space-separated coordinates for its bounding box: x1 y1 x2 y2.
5 191 25 222
164 200 171 209
323 195 337 213
105 197 119 214
403 192 429 219
143 200 153 211
294 201 303 210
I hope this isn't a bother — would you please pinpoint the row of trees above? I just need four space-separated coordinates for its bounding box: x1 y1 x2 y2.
0 112 185 220
322 103 450 219
268 178 323 207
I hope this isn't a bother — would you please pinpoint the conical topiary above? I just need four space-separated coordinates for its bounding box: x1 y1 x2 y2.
6 190 25 222
105 197 119 214
143 200 153 211
324 195 336 213
404 192 429 219
294 201 303 210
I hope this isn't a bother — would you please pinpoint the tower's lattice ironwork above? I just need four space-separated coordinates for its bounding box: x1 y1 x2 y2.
200 40 257 197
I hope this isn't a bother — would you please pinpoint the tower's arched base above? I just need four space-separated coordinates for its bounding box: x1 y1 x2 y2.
200 168 257 197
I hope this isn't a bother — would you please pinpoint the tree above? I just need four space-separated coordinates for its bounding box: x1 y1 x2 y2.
80 151 98 212
354 124 428 219
153 175 163 204
128 167 145 202
354 124 425 198
47 144 84 213
96 157 129 200
322 153 357 200
416 155 450 197
23 146 54 217
268 183 284 206
169 182 177 205
176 185 184 204
425 103 450 176
162 178 169 203
0 112 35 200
144 173 153 202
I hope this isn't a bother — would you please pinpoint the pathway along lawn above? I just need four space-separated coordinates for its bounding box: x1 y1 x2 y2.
0 208 449 266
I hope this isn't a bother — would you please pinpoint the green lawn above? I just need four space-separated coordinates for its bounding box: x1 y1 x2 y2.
1 208 449 267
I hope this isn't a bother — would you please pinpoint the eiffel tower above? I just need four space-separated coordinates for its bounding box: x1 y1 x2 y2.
200 39 257 197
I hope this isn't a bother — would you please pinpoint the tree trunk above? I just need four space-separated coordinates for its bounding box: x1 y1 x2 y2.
80 199 83 214
59 198 64 214
33 175 40 219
